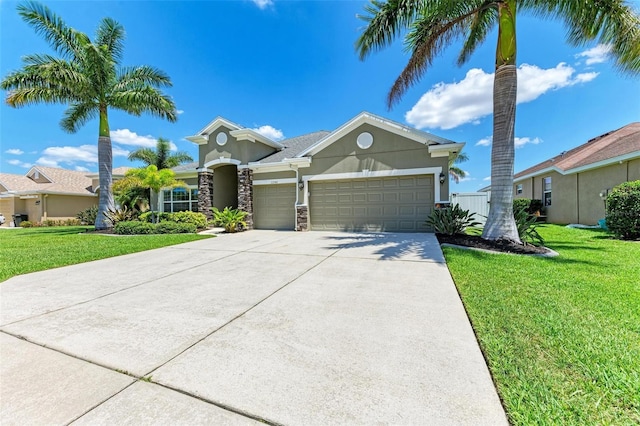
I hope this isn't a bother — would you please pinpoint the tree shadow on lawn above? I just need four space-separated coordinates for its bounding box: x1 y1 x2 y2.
322 232 443 261
18 227 91 237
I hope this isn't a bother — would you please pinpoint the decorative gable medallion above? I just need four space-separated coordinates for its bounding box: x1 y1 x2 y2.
356 132 373 149
216 132 228 146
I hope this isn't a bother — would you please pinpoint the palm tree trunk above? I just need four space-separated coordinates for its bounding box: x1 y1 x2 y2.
95 107 114 230
482 0 521 243
483 65 520 243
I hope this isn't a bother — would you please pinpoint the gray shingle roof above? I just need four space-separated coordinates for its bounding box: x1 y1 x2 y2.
257 131 330 163
171 162 199 172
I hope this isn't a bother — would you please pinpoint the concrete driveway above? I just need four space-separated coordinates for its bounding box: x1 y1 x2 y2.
1 231 506 425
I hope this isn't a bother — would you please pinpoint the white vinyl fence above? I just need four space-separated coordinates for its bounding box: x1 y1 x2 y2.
451 192 490 224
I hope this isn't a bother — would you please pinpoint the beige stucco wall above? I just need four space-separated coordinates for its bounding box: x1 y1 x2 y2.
200 125 277 167
212 165 238 210
0 198 15 226
12 196 43 223
45 195 97 221
513 158 640 225
300 123 449 202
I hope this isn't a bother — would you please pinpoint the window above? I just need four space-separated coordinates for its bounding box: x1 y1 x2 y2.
516 184 523 195
543 177 552 206
162 187 198 212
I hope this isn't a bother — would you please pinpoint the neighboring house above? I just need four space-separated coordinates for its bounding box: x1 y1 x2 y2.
511 123 640 225
0 166 108 226
173 111 464 232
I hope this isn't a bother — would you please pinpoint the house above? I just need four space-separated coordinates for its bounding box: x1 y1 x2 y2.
0 166 130 226
512 123 640 225
172 112 464 232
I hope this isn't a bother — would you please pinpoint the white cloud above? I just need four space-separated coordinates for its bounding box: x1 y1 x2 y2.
36 144 128 168
576 44 612 65
176 109 185 115
75 166 90 172
110 129 177 150
406 63 598 130
7 159 33 168
457 171 475 183
475 135 543 149
251 0 273 9
483 176 491 182
251 125 284 141
5 149 24 155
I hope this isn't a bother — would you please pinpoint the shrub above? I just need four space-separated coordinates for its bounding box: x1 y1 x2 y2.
104 205 136 226
167 211 208 229
513 198 544 215
606 180 640 240
212 207 248 233
426 204 481 235
19 220 33 228
114 221 156 235
42 219 82 227
138 211 171 223
514 206 544 246
156 221 196 234
76 205 98 225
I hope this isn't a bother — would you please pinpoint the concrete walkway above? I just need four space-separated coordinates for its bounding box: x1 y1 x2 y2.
0 231 507 425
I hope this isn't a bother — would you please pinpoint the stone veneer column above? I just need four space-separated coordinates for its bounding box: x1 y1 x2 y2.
237 167 253 230
296 205 308 231
198 170 214 221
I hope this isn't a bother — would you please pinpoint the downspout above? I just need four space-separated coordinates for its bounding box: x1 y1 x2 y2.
576 173 580 224
293 165 299 230
43 194 48 221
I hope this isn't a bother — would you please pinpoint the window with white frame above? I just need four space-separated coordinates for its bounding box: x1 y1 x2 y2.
516 184 523 195
543 177 552 206
161 187 198 212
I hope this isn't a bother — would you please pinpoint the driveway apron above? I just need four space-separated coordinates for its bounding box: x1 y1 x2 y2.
0 231 507 425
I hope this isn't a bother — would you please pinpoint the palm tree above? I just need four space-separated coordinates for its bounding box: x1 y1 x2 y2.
128 137 193 169
356 0 640 243
114 165 186 223
1 2 177 229
449 151 468 184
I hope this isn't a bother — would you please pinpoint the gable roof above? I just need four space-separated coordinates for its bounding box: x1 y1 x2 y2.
297 111 463 158
515 122 640 181
0 166 95 196
185 116 284 149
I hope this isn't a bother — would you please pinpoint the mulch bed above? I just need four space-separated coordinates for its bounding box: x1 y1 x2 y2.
436 233 550 255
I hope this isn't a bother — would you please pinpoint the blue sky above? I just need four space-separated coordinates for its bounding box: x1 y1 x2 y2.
1 0 638 193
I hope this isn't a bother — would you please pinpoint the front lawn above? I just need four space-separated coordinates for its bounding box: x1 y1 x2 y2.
0 226 211 282
443 225 640 425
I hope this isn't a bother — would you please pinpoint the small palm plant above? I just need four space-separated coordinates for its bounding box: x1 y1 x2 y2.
212 207 248 233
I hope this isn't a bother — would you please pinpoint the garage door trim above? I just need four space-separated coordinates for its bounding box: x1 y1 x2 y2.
301 167 444 205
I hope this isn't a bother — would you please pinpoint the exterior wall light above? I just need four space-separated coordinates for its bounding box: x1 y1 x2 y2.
439 172 446 184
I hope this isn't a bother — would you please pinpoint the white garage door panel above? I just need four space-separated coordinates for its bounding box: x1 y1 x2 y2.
253 185 296 230
310 175 434 232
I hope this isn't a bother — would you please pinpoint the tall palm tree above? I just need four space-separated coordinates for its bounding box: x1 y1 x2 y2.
356 0 640 243
449 151 468 183
128 137 193 169
1 2 177 229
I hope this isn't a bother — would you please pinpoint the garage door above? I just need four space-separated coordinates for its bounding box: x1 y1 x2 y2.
310 176 433 232
253 184 296 230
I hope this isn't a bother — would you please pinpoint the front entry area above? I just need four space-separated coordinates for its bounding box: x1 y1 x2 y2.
309 175 434 232
253 184 296 230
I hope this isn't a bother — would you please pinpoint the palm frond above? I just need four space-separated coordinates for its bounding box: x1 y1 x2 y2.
61 102 98 133
449 166 467 183
457 3 499 66
95 17 125 62
110 87 178 122
356 0 424 60
115 66 173 90
17 1 82 59
127 147 156 165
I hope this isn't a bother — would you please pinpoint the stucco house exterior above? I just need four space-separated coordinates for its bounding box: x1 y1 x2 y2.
0 166 131 226
512 122 640 225
173 112 464 232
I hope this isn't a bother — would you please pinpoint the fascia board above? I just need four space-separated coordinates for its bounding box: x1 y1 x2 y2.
196 116 242 135
229 129 284 149
428 143 466 157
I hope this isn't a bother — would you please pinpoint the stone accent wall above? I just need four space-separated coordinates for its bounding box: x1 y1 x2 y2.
237 168 254 230
198 170 214 220
296 205 308 231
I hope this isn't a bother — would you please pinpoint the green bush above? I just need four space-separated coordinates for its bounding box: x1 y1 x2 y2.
104 205 136 226
167 211 208 229
156 221 196 234
606 180 640 240
138 211 171 223
514 206 544 246
114 221 156 235
19 220 33 228
426 204 481 235
212 207 248 233
76 205 98 225
513 198 544 215
42 219 82 227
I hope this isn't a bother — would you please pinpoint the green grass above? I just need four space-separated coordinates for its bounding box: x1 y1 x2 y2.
443 225 640 425
0 226 211 282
